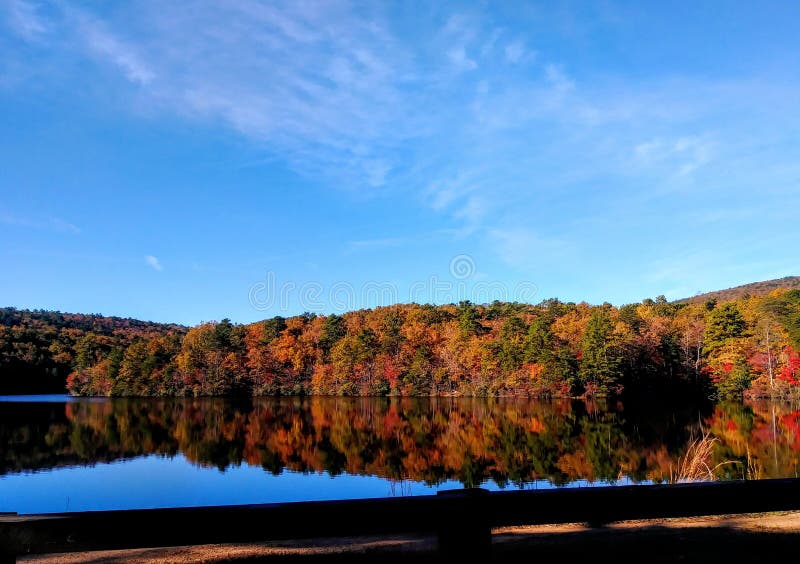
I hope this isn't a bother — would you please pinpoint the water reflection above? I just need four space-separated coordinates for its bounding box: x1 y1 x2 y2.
2 397 800 487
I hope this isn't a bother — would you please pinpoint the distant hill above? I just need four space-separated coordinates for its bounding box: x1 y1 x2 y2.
677 276 800 304
0 308 186 335
0 307 186 394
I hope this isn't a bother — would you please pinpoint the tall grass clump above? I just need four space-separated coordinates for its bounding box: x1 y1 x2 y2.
669 432 733 483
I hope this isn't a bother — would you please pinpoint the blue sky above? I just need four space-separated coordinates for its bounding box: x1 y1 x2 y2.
1 1 799 325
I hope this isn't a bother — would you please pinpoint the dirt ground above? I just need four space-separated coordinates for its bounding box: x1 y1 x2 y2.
19 511 800 563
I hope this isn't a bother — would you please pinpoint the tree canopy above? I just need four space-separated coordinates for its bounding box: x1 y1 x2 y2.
3 286 800 400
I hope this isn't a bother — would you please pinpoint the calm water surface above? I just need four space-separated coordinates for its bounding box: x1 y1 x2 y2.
2 395 798 514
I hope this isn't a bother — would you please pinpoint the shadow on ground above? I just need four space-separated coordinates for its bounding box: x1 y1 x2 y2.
19 517 800 563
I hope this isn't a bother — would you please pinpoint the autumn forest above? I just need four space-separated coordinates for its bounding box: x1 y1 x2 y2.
1 279 798 401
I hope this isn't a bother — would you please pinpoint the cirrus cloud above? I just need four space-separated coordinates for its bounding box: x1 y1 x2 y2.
144 255 163 271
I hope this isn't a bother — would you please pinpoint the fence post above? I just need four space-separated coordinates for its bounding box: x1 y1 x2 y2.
436 488 492 561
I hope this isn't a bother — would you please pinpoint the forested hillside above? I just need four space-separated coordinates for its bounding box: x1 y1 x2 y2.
3 283 800 399
0 308 186 394
678 277 800 304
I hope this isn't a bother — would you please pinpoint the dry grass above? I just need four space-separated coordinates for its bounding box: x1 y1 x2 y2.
744 446 762 480
669 432 734 483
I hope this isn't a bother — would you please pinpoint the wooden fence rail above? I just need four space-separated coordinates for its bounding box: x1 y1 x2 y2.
4 478 800 561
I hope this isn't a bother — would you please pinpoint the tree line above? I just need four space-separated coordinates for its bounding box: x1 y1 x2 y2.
49 288 800 399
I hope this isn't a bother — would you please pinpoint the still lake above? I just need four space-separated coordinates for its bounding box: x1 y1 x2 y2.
2 395 799 514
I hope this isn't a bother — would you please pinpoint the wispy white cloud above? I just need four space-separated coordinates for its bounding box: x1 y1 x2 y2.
7 1 800 283
140 2 418 188
347 237 405 251
447 46 477 71
441 13 479 71
77 15 155 85
504 39 535 64
673 137 713 176
479 27 502 57
543 64 574 95
488 227 570 271
144 255 163 271
0 212 80 234
4 0 46 41
424 170 481 212
633 135 713 177
51 218 81 234
452 195 488 235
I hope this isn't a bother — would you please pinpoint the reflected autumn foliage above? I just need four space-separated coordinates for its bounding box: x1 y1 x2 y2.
705 401 800 480
5 398 800 487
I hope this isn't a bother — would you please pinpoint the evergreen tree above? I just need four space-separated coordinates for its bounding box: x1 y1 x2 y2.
579 308 622 395
703 303 746 353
